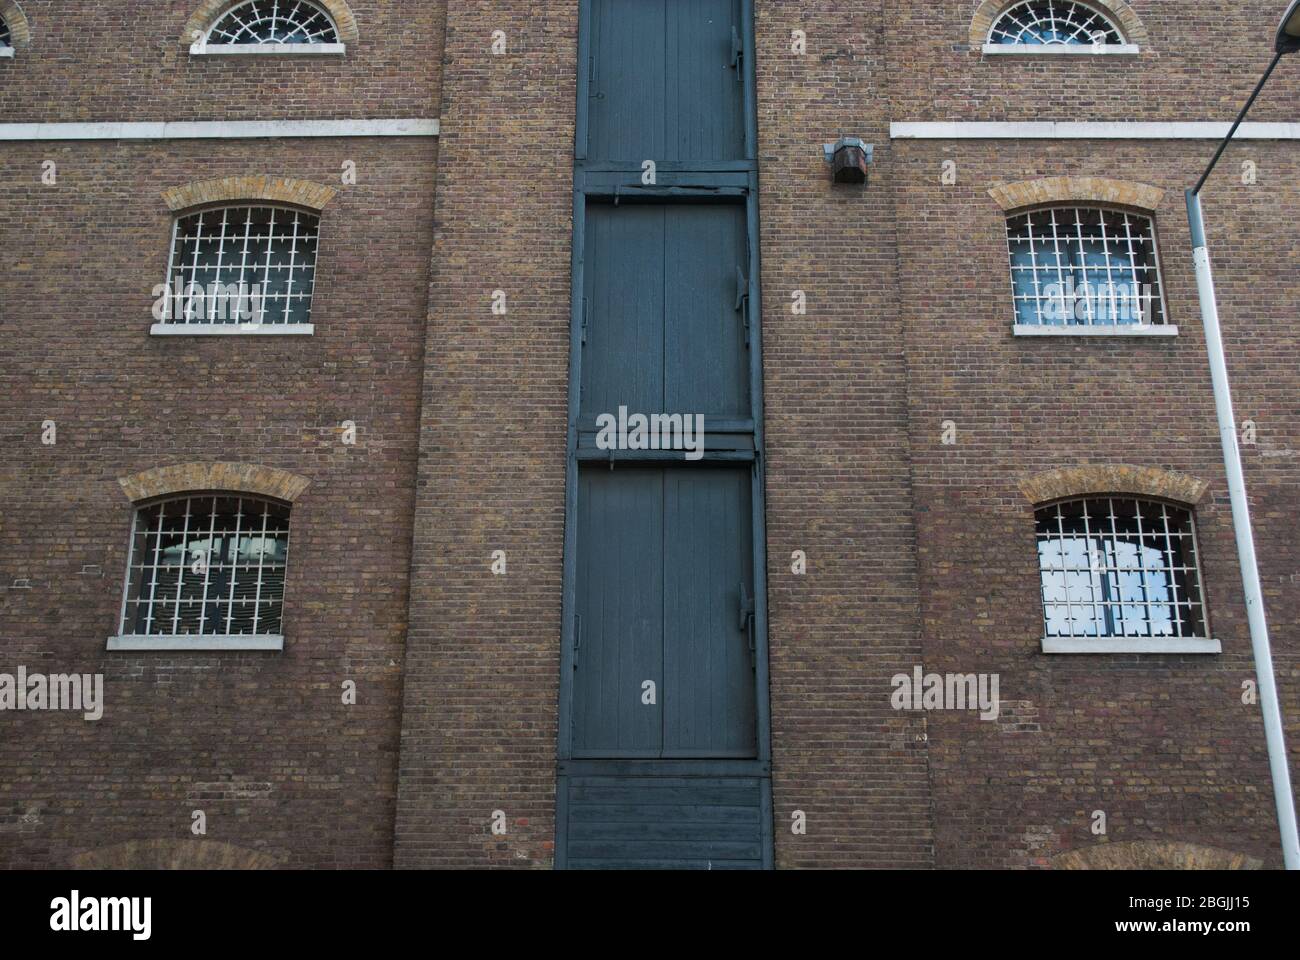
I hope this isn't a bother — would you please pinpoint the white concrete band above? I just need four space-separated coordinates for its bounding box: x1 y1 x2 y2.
0 118 439 141
892 121 1300 140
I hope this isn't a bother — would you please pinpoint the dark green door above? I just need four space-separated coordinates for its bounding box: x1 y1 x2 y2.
581 201 750 423
586 0 745 161
574 465 755 759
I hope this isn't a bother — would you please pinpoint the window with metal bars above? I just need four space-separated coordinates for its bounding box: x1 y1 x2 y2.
120 495 291 640
205 0 339 45
989 1 1125 46
162 205 319 328
1036 498 1208 641
1006 206 1167 329
0 16 11 48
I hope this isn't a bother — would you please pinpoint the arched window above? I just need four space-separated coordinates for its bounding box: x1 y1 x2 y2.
115 495 291 650
193 0 344 54
1006 206 1168 332
158 204 321 334
985 1 1136 54
1036 498 1213 651
0 2 32 57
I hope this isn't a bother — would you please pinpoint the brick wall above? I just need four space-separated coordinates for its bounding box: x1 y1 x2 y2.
3 0 1298 870
754 1 934 869
0 1 444 123
0 136 438 867
891 137 1299 868
392 2 578 869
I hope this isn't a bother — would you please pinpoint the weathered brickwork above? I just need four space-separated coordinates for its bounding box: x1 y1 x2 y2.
393 1 578 870
893 0 1300 124
753 1 934 869
0 1 443 123
2 1 1298 870
0 136 438 868
891 134 1300 868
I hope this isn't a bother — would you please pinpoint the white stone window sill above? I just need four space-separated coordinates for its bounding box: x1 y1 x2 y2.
0 48 13 59
190 43 346 56
983 43 1139 56
1014 324 1178 337
151 323 314 336
1042 637 1221 654
108 635 284 652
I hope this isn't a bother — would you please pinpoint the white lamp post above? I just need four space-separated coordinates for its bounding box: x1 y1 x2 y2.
1184 0 1300 870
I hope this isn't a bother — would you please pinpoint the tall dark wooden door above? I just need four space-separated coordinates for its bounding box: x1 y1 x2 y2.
559 0 771 870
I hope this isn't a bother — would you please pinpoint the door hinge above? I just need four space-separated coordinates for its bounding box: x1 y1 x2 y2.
573 613 582 669
734 265 751 347
581 296 590 346
730 25 744 79
738 581 757 667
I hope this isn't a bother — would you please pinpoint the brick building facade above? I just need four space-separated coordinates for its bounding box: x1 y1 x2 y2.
1 0 1297 870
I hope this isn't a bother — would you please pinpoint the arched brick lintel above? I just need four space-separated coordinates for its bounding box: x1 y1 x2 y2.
68 839 285 870
182 0 359 45
118 463 311 504
1019 465 1210 506
969 0 1149 47
989 176 1165 213
0 1 32 45
162 176 337 213
1053 841 1262 870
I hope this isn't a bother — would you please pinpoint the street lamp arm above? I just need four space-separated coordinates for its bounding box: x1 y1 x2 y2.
1194 49 1284 194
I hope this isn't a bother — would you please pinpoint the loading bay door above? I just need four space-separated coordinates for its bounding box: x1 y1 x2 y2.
559 0 772 869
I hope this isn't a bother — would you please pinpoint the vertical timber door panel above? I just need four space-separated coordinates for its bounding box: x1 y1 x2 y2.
574 467 665 758
582 204 666 418
663 467 755 757
582 202 749 423
664 204 749 418
589 0 744 161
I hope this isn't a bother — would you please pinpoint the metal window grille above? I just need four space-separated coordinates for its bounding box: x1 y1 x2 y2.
989 1 1124 46
1036 498 1208 640
1005 206 1167 328
121 496 291 638
207 0 339 45
0 17 11 47
163 205 320 327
